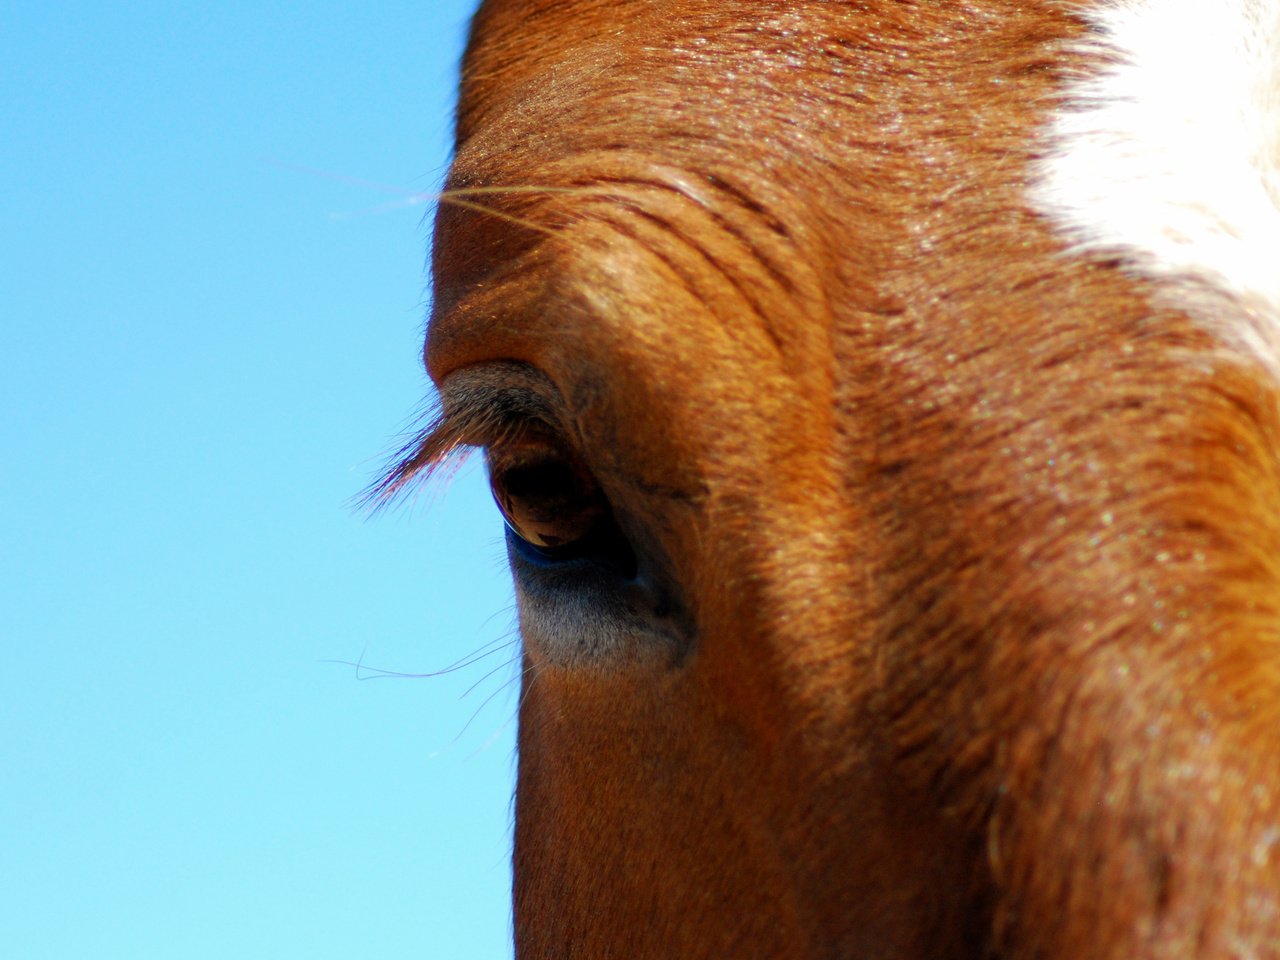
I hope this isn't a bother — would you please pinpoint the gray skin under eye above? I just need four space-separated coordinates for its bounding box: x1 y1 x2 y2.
489 456 692 665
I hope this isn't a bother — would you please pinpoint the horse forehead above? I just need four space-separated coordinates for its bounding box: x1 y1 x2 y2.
433 73 844 386
454 0 891 169
435 3 929 391
427 186 833 418
440 0 1280 406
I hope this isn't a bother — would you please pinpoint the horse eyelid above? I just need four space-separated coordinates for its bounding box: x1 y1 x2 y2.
364 378 566 509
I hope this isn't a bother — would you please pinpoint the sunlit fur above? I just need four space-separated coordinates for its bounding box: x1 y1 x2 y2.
400 0 1280 956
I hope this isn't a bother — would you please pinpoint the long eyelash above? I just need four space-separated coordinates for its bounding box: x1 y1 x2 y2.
362 371 564 513
360 394 540 514
359 405 472 513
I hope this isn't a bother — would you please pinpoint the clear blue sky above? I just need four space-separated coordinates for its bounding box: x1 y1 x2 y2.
2 3 519 957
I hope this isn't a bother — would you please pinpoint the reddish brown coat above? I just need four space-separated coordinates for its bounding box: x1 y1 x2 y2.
397 1 1280 956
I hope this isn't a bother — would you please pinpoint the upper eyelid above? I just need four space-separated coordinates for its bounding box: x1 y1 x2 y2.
363 362 570 508
438 362 568 445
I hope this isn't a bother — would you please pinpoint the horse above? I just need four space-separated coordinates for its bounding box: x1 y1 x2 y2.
379 0 1280 955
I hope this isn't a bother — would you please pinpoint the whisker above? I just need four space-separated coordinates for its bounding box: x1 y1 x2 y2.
460 650 524 701
319 657 451 680
435 195 560 237
452 658 532 747
320 629 517 680
435 634 519 675
439 185 586 198
260 156 437 199
328 196 438 220
468 662 537 760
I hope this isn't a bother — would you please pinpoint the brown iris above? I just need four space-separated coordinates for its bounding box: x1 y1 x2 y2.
487 443 609 551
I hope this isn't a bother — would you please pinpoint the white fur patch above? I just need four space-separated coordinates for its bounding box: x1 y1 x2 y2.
1034 0 1280 370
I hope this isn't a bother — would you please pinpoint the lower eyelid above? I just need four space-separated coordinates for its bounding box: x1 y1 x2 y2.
505 527 582 568
505 516 640 578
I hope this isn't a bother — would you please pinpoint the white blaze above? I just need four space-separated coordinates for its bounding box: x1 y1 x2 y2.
1035 0 1280 369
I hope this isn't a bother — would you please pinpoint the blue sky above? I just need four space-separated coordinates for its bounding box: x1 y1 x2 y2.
1 2 521 957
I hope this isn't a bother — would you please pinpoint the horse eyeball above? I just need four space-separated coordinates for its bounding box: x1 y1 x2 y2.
488 447 608 550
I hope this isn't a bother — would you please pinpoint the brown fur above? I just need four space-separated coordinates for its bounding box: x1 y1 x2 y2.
400 1 1280 956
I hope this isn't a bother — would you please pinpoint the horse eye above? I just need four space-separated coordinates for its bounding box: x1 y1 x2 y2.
487 445 610 553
